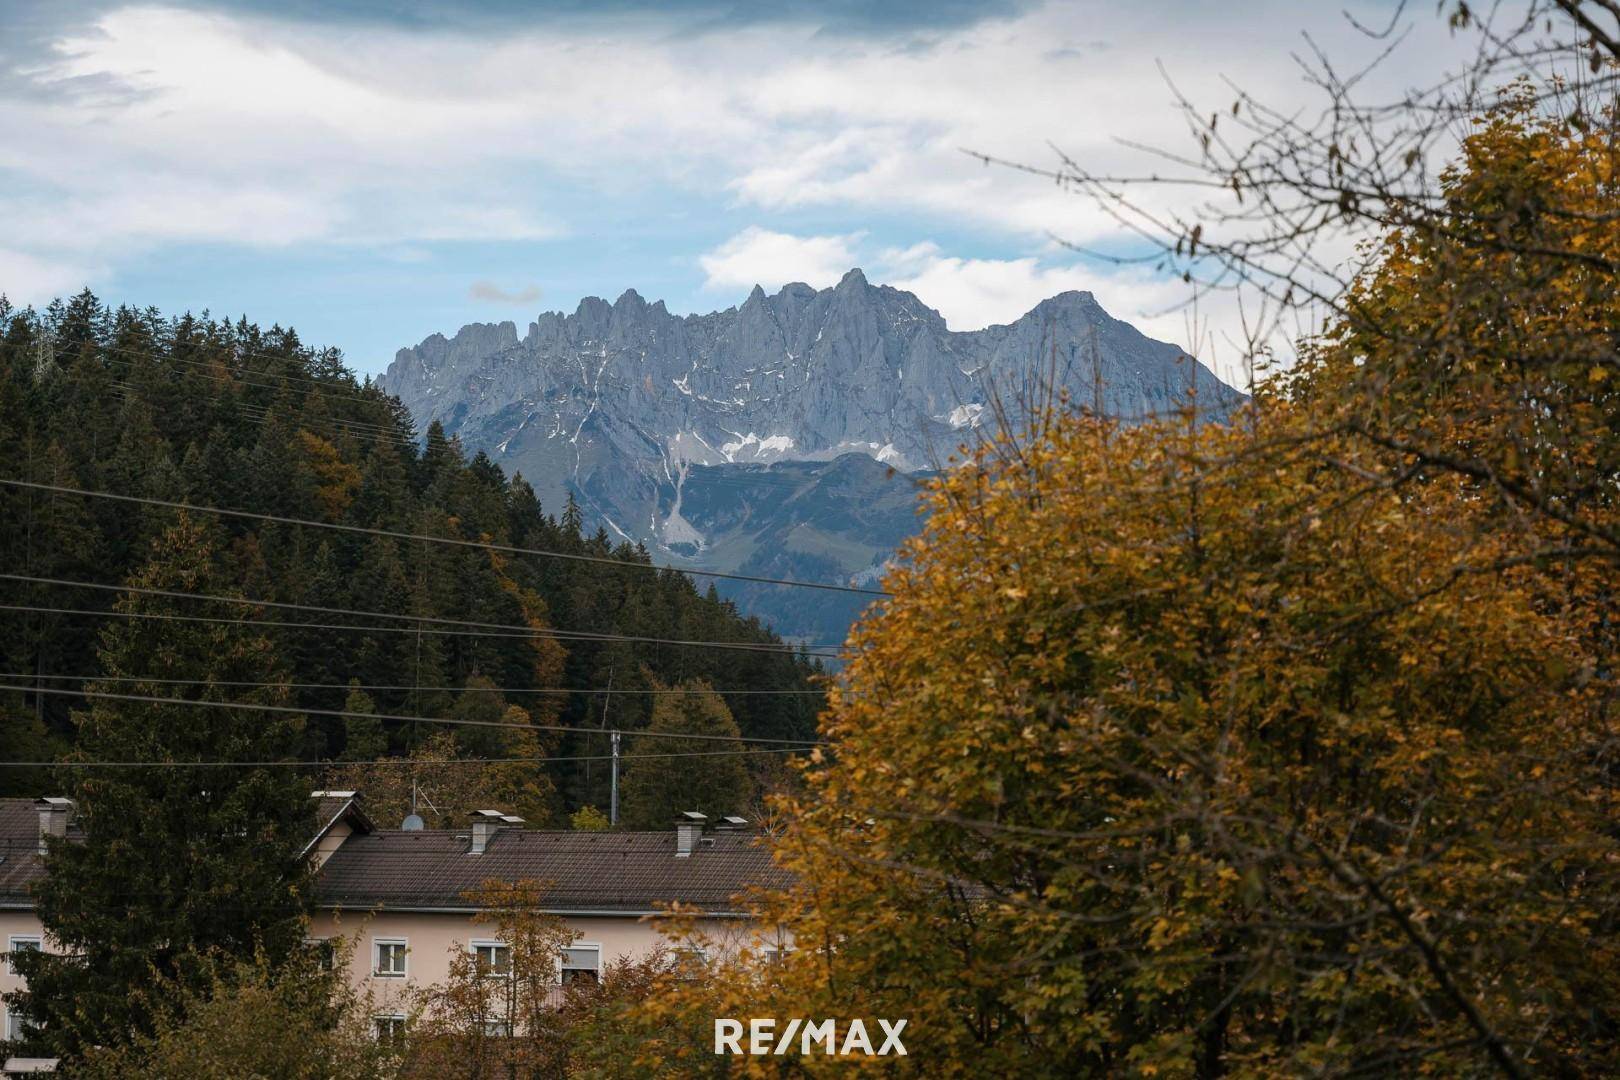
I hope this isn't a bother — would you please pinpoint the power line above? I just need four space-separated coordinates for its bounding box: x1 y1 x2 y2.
102 358 401 431
0 572 846 653
0 745 808 768
98 392 422 469
102 367 417 446
92 338 396 410
0 477 891 598
105 374 911 507
16 673 829 697
0 680 828 746
104 382 417 452
0 601 841 659
105 349 916 498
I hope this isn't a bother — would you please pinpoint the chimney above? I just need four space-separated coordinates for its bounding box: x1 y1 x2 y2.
675 811 706 857
469 809 520 855
36 797 73 855
713 815 749 833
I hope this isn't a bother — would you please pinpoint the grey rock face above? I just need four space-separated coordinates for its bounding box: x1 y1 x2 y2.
380 269 1241 562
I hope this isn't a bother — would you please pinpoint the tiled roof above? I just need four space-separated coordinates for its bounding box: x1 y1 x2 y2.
312 827 787 915
306 791 374 855
314 795 356 830
0 797 787 916
0 800 46 907
0 800 84 908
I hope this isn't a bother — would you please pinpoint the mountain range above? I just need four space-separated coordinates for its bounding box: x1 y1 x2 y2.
379 269 1242 644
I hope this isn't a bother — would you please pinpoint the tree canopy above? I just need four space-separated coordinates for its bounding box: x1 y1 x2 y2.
603 92 1620 1078
619 681 755 828
0 291 822 815
12 516 316 1058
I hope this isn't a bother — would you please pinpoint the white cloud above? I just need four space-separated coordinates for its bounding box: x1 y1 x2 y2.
877 242 1100 330
697 230 1257 390
0 0 1474 377
879 246 1268 390
4 181 338 252
699 227 863 292
469 280 543 305
0 248 100 307
4 2 1470 254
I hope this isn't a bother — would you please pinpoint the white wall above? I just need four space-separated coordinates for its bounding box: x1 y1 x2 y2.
307 908 771 1018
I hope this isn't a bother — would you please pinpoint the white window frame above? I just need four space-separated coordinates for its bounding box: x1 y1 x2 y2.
558 942 601 986
6 936 41 978
469 939 511 979
372 1013 407 1043
304 936 336 971
671 945 708 981
372 938 408 979
482 1018 512 1038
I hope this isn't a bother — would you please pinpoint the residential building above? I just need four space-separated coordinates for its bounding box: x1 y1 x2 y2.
0 793 788 1051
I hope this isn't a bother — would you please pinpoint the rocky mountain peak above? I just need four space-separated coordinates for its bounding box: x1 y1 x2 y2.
378 272 1244 641
381 270 1240 563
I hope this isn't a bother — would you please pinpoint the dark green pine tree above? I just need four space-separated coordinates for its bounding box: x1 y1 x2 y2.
11 516 316 1060
340 680 387 762
447 674 509 759
619 681 756 829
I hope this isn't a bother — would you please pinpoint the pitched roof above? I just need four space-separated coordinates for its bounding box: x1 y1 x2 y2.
0 793 368 908
0 801 48 908
0 797 788 917
312 827 787 915
304 791 374 858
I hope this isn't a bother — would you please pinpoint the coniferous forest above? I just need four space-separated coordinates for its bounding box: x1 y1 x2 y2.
0 290 823 822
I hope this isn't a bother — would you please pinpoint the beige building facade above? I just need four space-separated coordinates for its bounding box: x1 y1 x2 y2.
0 793 787 1047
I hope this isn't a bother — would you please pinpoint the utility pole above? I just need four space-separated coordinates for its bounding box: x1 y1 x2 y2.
609 729 621 826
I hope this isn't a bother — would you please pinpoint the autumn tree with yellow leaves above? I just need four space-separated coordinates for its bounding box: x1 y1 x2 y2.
598 69 1620 1080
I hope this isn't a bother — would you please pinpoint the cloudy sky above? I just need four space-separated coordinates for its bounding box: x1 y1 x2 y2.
0 0 1456 382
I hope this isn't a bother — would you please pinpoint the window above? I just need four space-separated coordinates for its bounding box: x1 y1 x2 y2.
559 945 600 986
305 938 336 971
482 1019 511 1037
671 946 708 982
373 1014 407 1045
4 1004 36 1043
373 939 408 978
762 944 792 966
6 936 41 978
471 941 511 978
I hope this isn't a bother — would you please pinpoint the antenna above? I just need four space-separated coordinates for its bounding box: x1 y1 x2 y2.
610 729 621 826
402 777 439 830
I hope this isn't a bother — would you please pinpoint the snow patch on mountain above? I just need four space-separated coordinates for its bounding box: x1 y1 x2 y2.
720 432 796 462
379 273 1242 567
944 403 986 429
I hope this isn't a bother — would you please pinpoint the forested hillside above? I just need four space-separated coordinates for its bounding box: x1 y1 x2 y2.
0 290 824 820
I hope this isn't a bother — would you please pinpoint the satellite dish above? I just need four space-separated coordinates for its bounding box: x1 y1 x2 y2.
401 814 425 832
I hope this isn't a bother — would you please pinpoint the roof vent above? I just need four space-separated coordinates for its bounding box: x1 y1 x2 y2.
675 811 706 857
401 814 425 832
35 797 73 855
469 809 519 854
714 815 750 832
